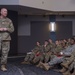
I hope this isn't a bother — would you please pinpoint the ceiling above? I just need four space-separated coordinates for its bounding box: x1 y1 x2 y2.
0 5 75 15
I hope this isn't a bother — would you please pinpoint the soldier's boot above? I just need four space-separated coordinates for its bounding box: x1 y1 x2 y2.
32 58 37 64
21 61 30 64
40 62 52 71
36 61 43 68
59 67 67 73
72 69 75 75
61 61 70 69
1 65 7 72
36 61 41 67
63 70 71 75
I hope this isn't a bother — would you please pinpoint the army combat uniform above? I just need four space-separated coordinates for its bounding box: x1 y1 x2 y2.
23 45 43 64
42 44 53 63
0 17 14 65
38 44 64 70
61 50 75 75
57 45 75 74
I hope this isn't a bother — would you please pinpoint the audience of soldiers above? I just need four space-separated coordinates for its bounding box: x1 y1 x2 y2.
21 37 75 75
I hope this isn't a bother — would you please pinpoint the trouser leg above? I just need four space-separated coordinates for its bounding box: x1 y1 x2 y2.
1 41 10 65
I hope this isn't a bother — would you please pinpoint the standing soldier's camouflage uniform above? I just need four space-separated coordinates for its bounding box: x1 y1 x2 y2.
0 8 14 71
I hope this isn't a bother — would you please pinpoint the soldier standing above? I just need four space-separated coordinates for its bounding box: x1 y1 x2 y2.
0 8 14 71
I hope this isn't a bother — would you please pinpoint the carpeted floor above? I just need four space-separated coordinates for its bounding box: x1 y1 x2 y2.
0 57 62 75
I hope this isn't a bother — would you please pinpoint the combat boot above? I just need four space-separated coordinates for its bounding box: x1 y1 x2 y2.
21 61 30 64
32 58 37 64
63 70 71 75
40 62 52 71
36 61 43 68
61 61 70 69
72 69 75 75
59 67 67 73
61 62 69 68
1 65 7 71
36 61 41 67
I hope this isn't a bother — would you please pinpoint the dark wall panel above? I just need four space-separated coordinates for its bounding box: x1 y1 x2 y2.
31 21 50 44
56 21 72 40
7 10 18 56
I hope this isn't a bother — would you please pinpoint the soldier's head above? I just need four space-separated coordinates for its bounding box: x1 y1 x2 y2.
70 38 75 45
0 8 8 17
67 38 71 42
55 40 59 45
48 39 53 44
44 40 49 45
36 41 40 46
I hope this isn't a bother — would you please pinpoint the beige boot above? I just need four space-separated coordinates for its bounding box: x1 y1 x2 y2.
59 67 67 73
21 61 30 64
61 61 70 69
40 62 51 71
1 65 7 71
63 70 71 75
36 61 42 67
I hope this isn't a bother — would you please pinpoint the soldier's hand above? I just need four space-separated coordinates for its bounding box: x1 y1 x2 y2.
0 28 4 31
43 53 45 55
0 28 8 31
3 28 8 31
60 52 63 55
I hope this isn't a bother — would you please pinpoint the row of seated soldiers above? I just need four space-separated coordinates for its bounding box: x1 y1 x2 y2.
21 37 75 75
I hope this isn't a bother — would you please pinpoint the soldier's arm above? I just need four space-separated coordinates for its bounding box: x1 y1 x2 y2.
45 45 50 52
7 20 14 33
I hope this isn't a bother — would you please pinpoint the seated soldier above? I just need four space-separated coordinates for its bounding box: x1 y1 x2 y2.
42 40 52 63
59 50 75 75
33 40 51 67
21 41 42 64
39 39 75 71
35 40 54 67
62 60 75 75
71 59 75 75
58 38 75 74
38 40 64 70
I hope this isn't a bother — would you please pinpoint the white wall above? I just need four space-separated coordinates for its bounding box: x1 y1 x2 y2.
0 0 19 5
0 0 75 11
19 0 75 11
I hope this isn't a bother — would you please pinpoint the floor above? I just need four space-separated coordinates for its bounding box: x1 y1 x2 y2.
0 56 62 75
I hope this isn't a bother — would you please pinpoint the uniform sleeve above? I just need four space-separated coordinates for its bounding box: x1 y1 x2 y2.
45 45 51 52
7 20 14 33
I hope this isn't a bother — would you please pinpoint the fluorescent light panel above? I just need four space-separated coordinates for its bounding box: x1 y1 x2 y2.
49 22 56 32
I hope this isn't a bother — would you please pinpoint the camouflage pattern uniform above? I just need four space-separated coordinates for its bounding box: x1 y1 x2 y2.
58 44 75 66
39 43 75 70
24 45 42 63
56 44 75 74
59 49 75 75
48 44 64 66
0 17 14 65
67 50 75 71
42 44 52 63
32 45 44 64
